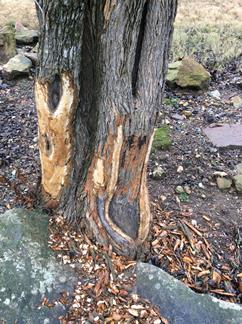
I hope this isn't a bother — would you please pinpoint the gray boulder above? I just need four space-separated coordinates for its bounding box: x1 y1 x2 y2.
3 53 32 79
0 209 77 323
136 262 242 324
167 57 211 90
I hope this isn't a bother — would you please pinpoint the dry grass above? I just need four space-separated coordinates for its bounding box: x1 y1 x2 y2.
0 0 37 29
173 0 242 69
176 0 242 28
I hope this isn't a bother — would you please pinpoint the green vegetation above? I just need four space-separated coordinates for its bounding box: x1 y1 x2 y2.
152 125 172 151
163 97 179 106
179 192 189 203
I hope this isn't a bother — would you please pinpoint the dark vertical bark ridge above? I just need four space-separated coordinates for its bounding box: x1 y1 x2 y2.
132 1 148 96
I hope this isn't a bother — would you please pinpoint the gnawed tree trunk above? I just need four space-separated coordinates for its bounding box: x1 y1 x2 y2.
35 0 177 258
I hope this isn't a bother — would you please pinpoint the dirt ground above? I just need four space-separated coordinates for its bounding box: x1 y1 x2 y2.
146 55 242 302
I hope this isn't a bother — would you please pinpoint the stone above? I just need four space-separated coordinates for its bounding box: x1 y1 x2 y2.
136 262 242 324
182 110 192 118
235 163 242 174
231 95 242 109
0 209 77 323
166 57 211 90
198 182 205 189
214 171 228 177
204 124 242 148
32 43 39 53
171 113 185 121
0 82 8 90
233 174 242 192
152 166 165 180
184 185 191 194
2 54 32 79
15 23 39 44
0 24 16 64
24 52 38 65
177 165 184 173
209 90 221 100
175 185 184 193
216 177 232 190
231 77 242 89
204 111 216 123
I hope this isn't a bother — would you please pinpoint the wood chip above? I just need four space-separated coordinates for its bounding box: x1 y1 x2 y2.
202 215 211 222
212 270 221 284
197 270 210 278
210 290 236 297
128 309 139 317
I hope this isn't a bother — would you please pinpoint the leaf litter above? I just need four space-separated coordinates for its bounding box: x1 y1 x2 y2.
46 215 167 323
148 200 242 303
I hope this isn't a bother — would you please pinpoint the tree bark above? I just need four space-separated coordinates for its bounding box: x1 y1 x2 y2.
35 0 177 258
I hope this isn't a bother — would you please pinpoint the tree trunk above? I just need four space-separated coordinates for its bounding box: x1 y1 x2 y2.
35 0 177 258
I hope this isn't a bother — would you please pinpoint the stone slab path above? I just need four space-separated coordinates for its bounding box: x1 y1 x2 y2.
204 124 242 148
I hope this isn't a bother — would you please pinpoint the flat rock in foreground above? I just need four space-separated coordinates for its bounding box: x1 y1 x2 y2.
136 262 242 324
0 209 77 323
204 124 242 148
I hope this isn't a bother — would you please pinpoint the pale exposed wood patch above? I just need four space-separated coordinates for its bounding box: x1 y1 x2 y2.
138 131 154 242
88 124 134 245
104 125 133 243
103 0 116 26
35 73 77 199
106 124 122 196
93 158 105 189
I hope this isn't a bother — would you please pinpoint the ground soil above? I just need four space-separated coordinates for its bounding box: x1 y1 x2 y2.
150 66 242 258
0 57 242 304
146 57 242 302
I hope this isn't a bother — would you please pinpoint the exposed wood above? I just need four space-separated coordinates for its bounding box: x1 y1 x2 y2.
138 131 154 242
35 73 77 200
103 0 116 27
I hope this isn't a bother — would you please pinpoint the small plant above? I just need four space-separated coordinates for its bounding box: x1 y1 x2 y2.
163 97 179 106
179 192 189 202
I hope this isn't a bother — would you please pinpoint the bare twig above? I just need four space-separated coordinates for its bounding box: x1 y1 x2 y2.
183 220 203 237
33 0 45 25
178 220 194 250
